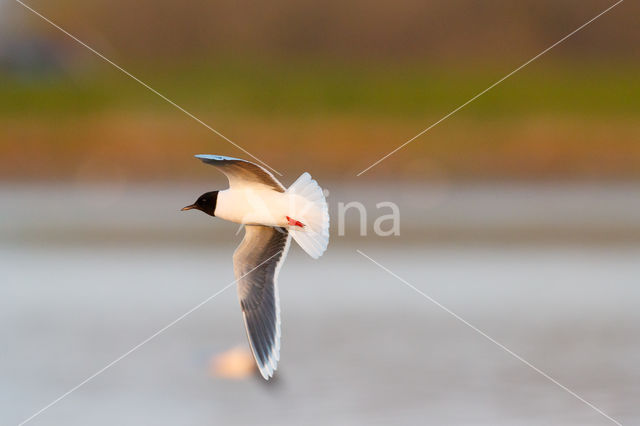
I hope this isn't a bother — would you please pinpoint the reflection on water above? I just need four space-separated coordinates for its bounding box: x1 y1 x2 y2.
1 184 639 425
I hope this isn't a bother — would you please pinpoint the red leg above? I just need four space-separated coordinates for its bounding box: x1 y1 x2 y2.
286 216 305 228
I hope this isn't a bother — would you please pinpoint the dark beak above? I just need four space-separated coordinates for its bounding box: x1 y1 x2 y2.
181 204 196 211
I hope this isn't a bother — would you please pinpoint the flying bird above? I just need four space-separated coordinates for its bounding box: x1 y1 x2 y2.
182 155 329 379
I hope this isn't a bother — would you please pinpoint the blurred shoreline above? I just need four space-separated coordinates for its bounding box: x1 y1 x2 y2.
3 181 640 246
2 60 639 181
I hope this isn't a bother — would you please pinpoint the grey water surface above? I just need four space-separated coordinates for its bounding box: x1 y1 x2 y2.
1 183 638 425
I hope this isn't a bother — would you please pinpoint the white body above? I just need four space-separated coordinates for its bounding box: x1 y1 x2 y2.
216 188 313 227
194 152 329 259
214 170 329 259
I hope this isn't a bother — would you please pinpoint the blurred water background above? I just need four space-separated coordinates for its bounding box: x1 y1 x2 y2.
1 0 639 424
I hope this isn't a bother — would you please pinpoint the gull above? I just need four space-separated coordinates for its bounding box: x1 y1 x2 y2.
182 155 330 379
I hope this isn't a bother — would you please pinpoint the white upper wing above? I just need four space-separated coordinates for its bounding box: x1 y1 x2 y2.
195 155 285 192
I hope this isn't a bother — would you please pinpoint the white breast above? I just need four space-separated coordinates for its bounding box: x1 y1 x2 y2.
215 188 291 226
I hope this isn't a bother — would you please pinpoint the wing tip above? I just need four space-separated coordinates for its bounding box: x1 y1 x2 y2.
255 338 281 380
257 361 276 380
241 310 281 381
254 347 279 380
195 154 243 162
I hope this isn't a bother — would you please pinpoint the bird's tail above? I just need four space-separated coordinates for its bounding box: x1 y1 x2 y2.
286 172 329 259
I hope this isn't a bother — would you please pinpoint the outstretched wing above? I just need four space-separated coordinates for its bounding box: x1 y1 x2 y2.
195 155 285 192
233 225 291 379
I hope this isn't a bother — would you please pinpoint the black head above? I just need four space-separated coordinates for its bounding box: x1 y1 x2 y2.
181 191 219 216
